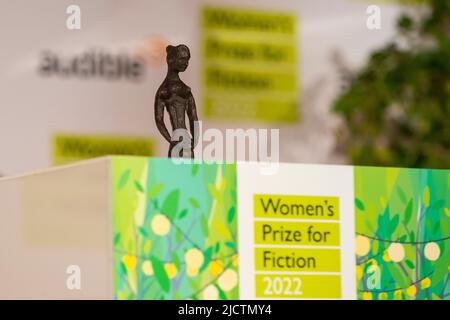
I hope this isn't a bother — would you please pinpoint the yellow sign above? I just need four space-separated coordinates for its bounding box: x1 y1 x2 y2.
255 274 341 299
202 6 299 122
254 194 339 220
253 192 342 298
53 134 155 165
254 221 340 246
255 247 341 272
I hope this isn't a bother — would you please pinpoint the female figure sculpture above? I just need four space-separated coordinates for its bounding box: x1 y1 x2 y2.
154 44 198 158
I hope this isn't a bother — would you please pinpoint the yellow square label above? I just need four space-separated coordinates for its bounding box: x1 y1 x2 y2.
254 221 340 246
254 194 339 220
255 274 341 298
255 247 341 272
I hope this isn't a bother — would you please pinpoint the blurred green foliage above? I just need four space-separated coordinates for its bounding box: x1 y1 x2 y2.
334 0 449 169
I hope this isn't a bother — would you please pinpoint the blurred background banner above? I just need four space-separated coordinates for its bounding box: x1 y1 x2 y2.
201 7 299 122
0 0 446 176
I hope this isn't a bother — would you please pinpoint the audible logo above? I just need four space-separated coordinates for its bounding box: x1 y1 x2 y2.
38 49 145 81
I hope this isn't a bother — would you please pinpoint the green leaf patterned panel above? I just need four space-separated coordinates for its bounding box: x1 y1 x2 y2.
354 167 449 300
112 157 238 300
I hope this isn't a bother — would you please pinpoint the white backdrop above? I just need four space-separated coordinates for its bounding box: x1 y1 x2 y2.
0 0 408 175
